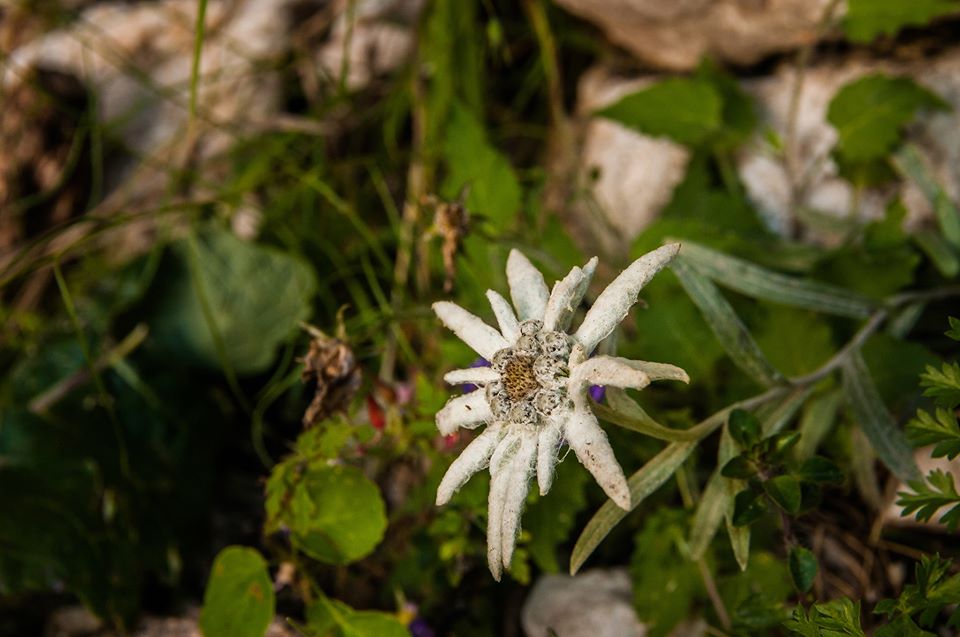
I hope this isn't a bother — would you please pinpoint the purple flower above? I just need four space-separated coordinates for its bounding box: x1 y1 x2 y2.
589 384 606 403
408 618 435 637
462 358 490 393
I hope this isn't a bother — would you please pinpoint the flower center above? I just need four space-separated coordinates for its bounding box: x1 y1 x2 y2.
502 356 539 401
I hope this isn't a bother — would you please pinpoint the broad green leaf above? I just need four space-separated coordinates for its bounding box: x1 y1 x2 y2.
630 510 703 637
306 595 408 637
729 409 761 447
199 547 274 637
842 351 921 483
844 0 960 43
694 59 758 149
597 78 722 145
913 230 960 278
788 546 818 593
265 463 387 564
672 257 784 386
796 389 843 460
764 475 802 514
732 488 767 526
754 307 836 378
676 241 876 319
797 457 844 484
570 440 697 574
827 74 948 164
720 425 751 570
442 102 521 227
151 228 317 374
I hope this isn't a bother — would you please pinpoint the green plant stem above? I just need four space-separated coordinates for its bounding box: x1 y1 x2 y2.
698 557 732 631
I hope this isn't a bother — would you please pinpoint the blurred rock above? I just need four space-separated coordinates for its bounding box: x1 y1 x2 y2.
573 48 960 250
521 568 647 637
572 67 690 256
552 0 838 71
737 48 960 241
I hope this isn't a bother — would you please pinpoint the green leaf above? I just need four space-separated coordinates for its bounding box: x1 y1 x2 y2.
306 595 408 637
676 241 876 319
630 510 703 637
442 102 521 227
732 488 767 527
920 362 960 409
672 257 784 386
570 440 697 574
524 460 590 573
729 409 762 449
796 390 844 460
765 475 802 514
797 457 845 484
912 230 960 278
893 145 960 249
694 59 758 149
906 408 960 459
875 615 936 637
789 546 818 593
946 317 960 341
199 547 275 637
597 78 722 145
784 598 866 636
688 470 728 560
844 0 960 43
754 307 836 378
897 470 960 531
719 425 751 570
151 228 317 374
722 454 757 480
842 351 921 483
265 463 387 564
596 389 703 442
827 74 948 164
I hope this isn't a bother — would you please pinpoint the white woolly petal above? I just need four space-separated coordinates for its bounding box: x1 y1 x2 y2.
563 403 631 510
486 290 520 343
542 257 598 332
433 301 509 361
506 249 549 322
536 420 563 496
623 360 690 384
574 243 680 354
436 425 504 505
499 431 537 571
486 433 522 581
443 367 500 386
570 356 651 391
436 391 492 436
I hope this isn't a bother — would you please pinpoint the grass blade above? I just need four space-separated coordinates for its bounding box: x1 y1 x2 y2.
672 257 784 387
676 241 876 319
570 440 697 574
842 351 921 482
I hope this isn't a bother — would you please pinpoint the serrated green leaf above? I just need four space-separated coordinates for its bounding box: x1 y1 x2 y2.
844 0 960 43
570 440 697 574
920 363 960 409
671 257 784 386
676 241 876 319
199 547 275 637
788 546 818 593
765 475 802 514
151 228 317 374
442 102 521 227
597 78 722 145
783 598 866 637
898 470 960 531
828 74 948 164
842 351 921 483
946 317 960 341
265 463 387 564
906 408 960 459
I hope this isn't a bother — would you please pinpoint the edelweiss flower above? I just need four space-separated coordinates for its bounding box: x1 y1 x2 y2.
432 244 689 579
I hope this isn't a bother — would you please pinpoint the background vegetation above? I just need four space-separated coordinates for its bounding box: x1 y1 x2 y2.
2 0 960 635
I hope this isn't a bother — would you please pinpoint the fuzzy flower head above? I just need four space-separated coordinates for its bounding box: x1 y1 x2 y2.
432 244 688 579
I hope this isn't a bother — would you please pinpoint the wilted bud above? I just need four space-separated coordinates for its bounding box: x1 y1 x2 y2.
300 327 361 428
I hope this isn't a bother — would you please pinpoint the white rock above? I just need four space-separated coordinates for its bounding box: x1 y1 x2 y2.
522 568 648 637
553 0 839 72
